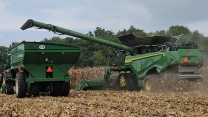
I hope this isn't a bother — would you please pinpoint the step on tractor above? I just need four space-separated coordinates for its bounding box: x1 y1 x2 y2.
0 41 80 98
20 19 203 92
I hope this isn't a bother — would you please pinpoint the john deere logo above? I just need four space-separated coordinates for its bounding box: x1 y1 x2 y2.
186 50 190 54
39 45 45 49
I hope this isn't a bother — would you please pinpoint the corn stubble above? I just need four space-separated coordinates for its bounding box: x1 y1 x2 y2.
0 67 208 116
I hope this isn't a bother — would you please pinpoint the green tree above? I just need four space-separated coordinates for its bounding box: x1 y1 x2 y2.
9 42 20 50
94 27 106 37
87 31 94 37
42 37 65 44
90 51 105 66
0 46 9 72
154 30 168 36
192 30 204 41
167 25 191 36
116 25 147 37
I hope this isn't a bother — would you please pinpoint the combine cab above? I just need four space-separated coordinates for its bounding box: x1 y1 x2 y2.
20 19 203 92
1 41 80 98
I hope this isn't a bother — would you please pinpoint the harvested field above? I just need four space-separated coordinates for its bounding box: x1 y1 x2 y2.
0 67 208 116
1 91 208 116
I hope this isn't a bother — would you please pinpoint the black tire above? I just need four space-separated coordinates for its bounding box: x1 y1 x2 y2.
143 74 162 92
39 82 49 92
50 82 62 97
116 73 138 91
5 82 14 94
61 82 70 96
16 72 27 98
0 75 3 88
1 88 5 93
30 83 39 97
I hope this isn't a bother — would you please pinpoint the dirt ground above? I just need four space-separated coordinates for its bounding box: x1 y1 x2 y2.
1 90 208 117
0 67 208 117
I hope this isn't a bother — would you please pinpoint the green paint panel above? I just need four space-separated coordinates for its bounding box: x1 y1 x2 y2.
10 41 81 78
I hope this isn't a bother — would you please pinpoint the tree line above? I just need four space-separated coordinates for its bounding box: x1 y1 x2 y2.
0 25 208 71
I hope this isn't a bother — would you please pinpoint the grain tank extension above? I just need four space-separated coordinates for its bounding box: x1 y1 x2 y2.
21 19 203 91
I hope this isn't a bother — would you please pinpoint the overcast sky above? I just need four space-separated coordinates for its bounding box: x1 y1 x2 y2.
1 0 208 47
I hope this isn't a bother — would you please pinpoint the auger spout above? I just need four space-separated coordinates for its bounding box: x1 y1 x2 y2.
21 19 134 53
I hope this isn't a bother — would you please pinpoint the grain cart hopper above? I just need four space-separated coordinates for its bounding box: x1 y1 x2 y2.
1 41 80 98
21 19 203 91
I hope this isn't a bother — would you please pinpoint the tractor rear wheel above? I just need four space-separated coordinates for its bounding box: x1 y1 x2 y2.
5 82 14 94
143 74 162 91
50 82 62 97
16 73 27 98
61 82 70 96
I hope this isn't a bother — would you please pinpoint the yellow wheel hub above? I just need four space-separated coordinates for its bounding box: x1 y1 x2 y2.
145 80 151 91
119 75 126 87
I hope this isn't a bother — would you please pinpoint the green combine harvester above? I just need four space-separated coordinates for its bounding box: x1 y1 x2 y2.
19 19 203 92
0 41 80 98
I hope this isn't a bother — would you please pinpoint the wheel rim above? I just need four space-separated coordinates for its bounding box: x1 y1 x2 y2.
15 78 18 95
119 75 126 87
145 80 151 91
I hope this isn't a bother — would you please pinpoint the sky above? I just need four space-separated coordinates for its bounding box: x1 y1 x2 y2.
1 0 208 47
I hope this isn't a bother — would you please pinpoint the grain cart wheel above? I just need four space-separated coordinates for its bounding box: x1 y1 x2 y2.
61 82 70 96
16 72 27 98
50 82 62 97
143 74 161 91
30 83 40 97
5 82 14 94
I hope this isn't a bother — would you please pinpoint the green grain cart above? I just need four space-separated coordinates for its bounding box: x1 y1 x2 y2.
21 19 203 91
1 41 80 98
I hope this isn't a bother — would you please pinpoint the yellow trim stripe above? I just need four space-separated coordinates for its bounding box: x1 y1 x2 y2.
125 53 165 63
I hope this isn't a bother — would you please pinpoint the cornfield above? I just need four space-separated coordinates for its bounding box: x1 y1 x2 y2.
0 67 208 116
69 67 105 89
